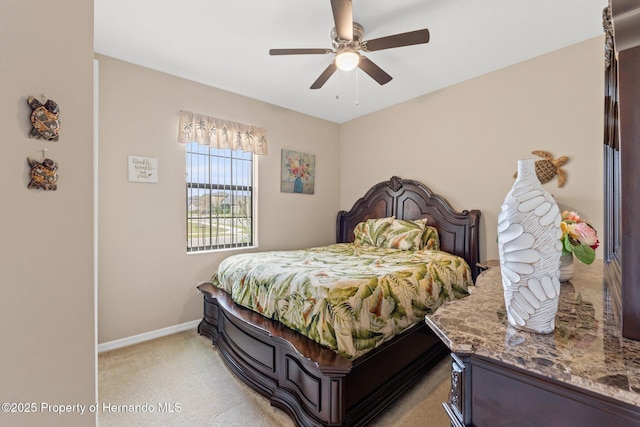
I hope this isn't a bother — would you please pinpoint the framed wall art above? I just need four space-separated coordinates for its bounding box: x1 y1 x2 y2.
281 149 315 194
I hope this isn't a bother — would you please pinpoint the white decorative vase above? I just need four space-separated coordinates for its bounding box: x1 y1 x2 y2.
497 159 563 334
558 252 575 282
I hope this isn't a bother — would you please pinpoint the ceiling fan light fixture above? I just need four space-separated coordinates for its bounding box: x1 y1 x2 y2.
335 47 360 71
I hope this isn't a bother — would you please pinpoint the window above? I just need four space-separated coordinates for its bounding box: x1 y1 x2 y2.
186 142 254 252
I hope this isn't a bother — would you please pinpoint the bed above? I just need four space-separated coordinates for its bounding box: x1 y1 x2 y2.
197 176 481 426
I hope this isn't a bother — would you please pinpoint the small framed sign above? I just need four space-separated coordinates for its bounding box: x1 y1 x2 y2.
128 156 158 183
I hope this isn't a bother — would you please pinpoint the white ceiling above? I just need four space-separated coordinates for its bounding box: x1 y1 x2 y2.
94 0 607 124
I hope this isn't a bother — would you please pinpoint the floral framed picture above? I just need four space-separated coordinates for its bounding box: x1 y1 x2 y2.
281 149 315 194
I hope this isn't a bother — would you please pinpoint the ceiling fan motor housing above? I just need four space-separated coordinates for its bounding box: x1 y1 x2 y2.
332 22 364 50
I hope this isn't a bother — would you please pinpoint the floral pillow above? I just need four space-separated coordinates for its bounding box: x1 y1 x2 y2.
421 225 440 251
353 216 395 247
381 218 427 250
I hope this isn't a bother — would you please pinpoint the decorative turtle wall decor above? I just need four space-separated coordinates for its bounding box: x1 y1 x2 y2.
27 156 58 191
513 150 569 187
27 95 60 141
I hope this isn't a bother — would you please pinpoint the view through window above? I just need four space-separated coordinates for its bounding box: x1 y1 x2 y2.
186 142 254 252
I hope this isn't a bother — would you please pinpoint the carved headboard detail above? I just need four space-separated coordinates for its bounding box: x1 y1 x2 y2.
336 176 481 281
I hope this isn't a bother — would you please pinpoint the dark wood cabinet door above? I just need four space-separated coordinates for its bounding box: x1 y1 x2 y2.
604 1 640 340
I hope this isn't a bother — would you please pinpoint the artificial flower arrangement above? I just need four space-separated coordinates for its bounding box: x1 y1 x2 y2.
560 210 599 264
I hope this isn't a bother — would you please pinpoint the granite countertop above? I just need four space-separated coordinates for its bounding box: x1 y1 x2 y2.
425 259 640 407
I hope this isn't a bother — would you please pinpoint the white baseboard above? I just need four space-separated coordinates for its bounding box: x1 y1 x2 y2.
98 319 201 353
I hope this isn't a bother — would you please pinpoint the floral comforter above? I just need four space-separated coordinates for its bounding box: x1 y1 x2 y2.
210 243 472 359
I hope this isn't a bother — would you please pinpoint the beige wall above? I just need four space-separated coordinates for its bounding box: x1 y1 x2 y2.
97 55 340 343
0 1 96 426
340 36 605 263
0 4 609 421
98 36 605 342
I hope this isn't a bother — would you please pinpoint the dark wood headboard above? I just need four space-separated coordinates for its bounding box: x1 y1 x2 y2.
336 176 481 281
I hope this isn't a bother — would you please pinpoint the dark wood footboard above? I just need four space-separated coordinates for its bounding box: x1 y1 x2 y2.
198 282 448 427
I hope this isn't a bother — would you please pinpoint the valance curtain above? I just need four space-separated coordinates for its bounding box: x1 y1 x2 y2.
178 110 268 155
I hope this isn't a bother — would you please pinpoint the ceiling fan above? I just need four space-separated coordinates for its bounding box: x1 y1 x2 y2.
269 0 430 89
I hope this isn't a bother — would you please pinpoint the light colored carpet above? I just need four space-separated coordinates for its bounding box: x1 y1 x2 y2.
98 329 451 426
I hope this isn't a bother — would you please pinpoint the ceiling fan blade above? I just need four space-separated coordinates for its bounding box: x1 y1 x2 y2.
310 62 338 89
358 57 392 85
363 29 430 52
269 48 332 55
331 0 353 41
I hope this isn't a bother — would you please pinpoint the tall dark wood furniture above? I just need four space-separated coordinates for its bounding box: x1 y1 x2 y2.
603 1 640 340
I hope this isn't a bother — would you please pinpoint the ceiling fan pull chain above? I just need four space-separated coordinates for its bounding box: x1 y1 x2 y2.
355 70 359 106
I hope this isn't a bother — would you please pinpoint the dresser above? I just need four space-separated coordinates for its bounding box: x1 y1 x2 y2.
425 260 640 427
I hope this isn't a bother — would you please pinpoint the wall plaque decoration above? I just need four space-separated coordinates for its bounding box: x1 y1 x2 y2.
27 95 60 141
128 156 158 183
281 149 315 194
27 156 58 191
